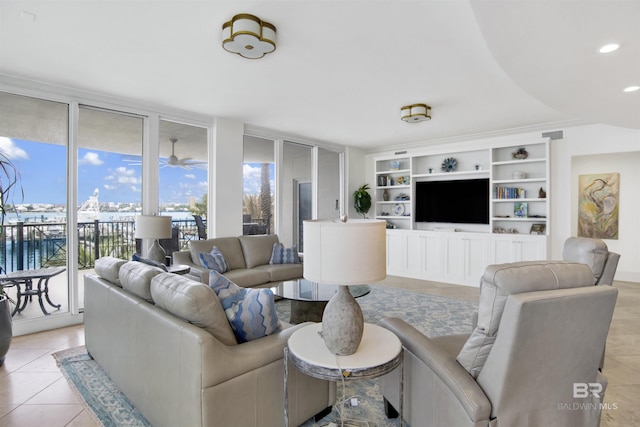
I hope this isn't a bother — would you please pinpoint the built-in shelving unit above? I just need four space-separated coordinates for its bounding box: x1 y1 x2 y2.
372 138 550 287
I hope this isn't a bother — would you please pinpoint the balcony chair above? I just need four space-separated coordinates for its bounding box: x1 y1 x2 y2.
381 261 618 427
562 237 620 285
193 215 207 240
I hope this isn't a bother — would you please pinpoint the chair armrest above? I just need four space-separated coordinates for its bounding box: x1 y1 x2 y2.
381 317 492 423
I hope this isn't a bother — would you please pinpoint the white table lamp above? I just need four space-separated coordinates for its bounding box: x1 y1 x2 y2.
303 218 386 355
135 215 172 264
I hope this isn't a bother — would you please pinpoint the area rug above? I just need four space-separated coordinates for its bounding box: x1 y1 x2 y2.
54 285 475 427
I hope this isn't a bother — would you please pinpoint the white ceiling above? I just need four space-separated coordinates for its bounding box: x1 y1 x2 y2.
1 0 638 150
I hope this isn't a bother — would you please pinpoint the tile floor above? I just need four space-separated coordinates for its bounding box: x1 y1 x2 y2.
0 276 638 426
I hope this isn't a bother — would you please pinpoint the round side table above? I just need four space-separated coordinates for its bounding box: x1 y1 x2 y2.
284 322 403 426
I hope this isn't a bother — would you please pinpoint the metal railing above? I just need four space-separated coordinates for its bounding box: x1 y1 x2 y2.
0 219 200 273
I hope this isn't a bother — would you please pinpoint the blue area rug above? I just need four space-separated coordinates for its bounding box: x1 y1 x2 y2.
54 285 475 427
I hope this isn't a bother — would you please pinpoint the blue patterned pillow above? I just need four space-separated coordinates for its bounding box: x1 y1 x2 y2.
199 246 229 273
209 271 282 343
269 243 300 265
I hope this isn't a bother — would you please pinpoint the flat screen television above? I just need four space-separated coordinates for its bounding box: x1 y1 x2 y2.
415 178 489 224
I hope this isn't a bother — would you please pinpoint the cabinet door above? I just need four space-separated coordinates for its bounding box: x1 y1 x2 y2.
443 235 465 281
515 238 547 261
492 237 516 264
464 236 489 284
422 233 443 279
386 231 406 275
491 235 547 264
405 233 424 276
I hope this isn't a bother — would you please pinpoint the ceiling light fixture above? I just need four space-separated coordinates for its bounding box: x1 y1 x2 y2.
222 14 276 59
401 104 431 123
623 86 640 93
598 43 620 53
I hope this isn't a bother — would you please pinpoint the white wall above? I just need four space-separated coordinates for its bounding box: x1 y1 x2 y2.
552 124 640 282
211 118 244 237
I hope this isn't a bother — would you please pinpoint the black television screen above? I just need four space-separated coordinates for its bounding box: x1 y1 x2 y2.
415 179 489 224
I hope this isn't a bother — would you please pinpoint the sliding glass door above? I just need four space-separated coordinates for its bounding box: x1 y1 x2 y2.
0 92 70 320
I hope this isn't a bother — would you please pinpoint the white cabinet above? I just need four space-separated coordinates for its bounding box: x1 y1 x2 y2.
443 233 489 285
491 235 547 264
386 231 406 275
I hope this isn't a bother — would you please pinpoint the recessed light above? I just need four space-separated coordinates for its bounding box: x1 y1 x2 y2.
598 43 620 53
623 86 640 93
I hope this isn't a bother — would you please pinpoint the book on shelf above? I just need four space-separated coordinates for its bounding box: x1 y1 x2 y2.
494 186 526 199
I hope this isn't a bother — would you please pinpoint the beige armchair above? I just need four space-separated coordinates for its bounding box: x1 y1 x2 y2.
381 261 618 427
562 237 620 285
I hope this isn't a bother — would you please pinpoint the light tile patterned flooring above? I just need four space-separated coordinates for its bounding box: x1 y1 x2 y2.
0 276 638 426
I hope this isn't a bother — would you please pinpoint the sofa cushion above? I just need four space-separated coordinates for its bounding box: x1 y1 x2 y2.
238 234 280 269
119 261 165 301
150 273 237 346
457 261 596 378
198 246 230 273
209 271 282 343
132 253 169 272
223 269 272 287
254 264 303 283
269 243 300 265
95 256 127 286
189 237 246 270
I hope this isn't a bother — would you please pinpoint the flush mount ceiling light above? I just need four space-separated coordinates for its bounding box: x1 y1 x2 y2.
401 104 431 123
623 86 640 92
222 13 276 59
598 43 620 53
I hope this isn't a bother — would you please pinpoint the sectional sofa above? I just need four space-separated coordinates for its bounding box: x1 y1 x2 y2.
172 234 302 285
84 257 334 427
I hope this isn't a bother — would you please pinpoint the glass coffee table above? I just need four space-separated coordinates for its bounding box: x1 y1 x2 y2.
271 279 371 323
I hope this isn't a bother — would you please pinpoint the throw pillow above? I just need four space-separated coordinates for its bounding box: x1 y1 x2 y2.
199 246 230 273
209 271 282 343
269 243 300 265
132 253 169 272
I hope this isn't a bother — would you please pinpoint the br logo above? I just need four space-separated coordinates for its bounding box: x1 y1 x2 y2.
573 383 603 398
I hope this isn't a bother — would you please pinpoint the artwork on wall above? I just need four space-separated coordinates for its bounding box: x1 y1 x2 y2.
578 173 619 240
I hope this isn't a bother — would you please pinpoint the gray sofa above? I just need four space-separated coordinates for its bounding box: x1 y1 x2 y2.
173 234 303 285
84 258 334 427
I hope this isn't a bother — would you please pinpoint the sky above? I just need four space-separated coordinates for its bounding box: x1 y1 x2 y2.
1 137 273 207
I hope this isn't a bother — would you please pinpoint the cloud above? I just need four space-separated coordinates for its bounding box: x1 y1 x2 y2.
0 137 29 160
103 166 141 194
184 173 196 180
78 152 104 166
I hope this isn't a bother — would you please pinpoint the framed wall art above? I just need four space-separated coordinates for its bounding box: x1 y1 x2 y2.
578 173 619 239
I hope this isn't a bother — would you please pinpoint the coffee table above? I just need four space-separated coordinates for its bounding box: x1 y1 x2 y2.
271 279 371 323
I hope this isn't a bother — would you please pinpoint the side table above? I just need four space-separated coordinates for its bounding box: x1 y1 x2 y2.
167 264 190 275
285 322 403 426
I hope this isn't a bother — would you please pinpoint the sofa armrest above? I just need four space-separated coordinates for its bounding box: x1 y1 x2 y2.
381 317 491 423
202 322 312 387
172 251 209 283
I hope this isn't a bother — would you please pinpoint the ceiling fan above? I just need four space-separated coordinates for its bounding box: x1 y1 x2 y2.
162 138 206 170
123 138 206 170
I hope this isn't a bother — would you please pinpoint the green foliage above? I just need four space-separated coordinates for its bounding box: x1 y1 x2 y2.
189 193 207 217
353 184 372 218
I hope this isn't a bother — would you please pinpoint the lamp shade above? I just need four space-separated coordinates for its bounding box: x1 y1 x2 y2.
303 219 387 285
134 215 172 239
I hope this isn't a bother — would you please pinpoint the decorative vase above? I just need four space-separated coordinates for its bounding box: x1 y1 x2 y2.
0 297 12 366
383 189 389 201
321 286 364 356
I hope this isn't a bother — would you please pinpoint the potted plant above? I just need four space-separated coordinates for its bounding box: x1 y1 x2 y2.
353 184 372 219
0 150 21 366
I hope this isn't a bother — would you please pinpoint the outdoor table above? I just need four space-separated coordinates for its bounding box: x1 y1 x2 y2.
1 267 65 316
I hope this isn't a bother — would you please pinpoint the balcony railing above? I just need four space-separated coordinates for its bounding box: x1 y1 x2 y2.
0 219 199 273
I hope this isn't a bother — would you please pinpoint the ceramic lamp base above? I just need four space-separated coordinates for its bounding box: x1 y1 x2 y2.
321 285 364 356
147 239 167 265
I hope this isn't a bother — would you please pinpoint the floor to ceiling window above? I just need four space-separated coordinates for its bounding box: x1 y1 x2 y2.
158 120 208 243
243 136 275 236
0 91 70 320
77 105 144 309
